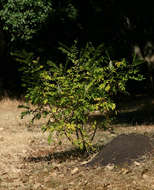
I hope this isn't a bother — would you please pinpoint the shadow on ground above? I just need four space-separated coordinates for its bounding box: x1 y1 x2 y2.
24 148 91 163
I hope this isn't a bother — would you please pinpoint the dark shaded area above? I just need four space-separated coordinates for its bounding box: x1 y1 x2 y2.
115 105 154 125
1 1 154 98
0 28 23 99
87 133 153 167
88 94 154 126
24 148 89 163
115 94 154 125
0 56 23 99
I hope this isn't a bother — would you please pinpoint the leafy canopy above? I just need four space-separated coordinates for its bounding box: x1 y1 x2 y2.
0 0 78 42
0 0 53 41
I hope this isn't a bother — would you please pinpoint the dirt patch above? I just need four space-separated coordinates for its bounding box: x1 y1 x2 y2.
87 133 154 167
1 99 154 189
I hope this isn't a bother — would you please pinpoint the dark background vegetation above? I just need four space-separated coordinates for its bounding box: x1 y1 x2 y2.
0 0 154 98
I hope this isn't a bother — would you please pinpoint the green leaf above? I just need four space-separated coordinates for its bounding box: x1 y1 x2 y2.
105 84 110 92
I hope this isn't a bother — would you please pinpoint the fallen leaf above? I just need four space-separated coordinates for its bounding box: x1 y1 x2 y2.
71 167 79 175
134 161 141 166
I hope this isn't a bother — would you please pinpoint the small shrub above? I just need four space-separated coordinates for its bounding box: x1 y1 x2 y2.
15 41 143 152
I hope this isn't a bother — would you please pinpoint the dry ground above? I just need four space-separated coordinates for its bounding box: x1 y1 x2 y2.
0 97 154 190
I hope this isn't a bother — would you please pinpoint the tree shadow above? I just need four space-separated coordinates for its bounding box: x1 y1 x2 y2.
24 143 106 164
24 147 91 163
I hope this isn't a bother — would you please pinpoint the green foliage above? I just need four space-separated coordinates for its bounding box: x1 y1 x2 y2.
0 0 78 42
15 41 143 151
0 0 52 41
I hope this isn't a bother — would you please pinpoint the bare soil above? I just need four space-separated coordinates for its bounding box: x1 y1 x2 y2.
0 97 154 190
87 133 154 167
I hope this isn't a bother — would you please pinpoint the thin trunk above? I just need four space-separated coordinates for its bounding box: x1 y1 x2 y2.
91 125 98 142
79 126 86 151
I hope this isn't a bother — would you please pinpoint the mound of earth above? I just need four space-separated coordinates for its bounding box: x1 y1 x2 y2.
87 133 153 166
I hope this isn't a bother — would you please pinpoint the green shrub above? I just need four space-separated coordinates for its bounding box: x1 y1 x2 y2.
15 41 143 152
0 0 52 41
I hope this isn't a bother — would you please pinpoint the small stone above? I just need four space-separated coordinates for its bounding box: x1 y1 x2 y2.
71 167 79 175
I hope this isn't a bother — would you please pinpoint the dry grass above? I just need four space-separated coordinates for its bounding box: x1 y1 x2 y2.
0 97 154 189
